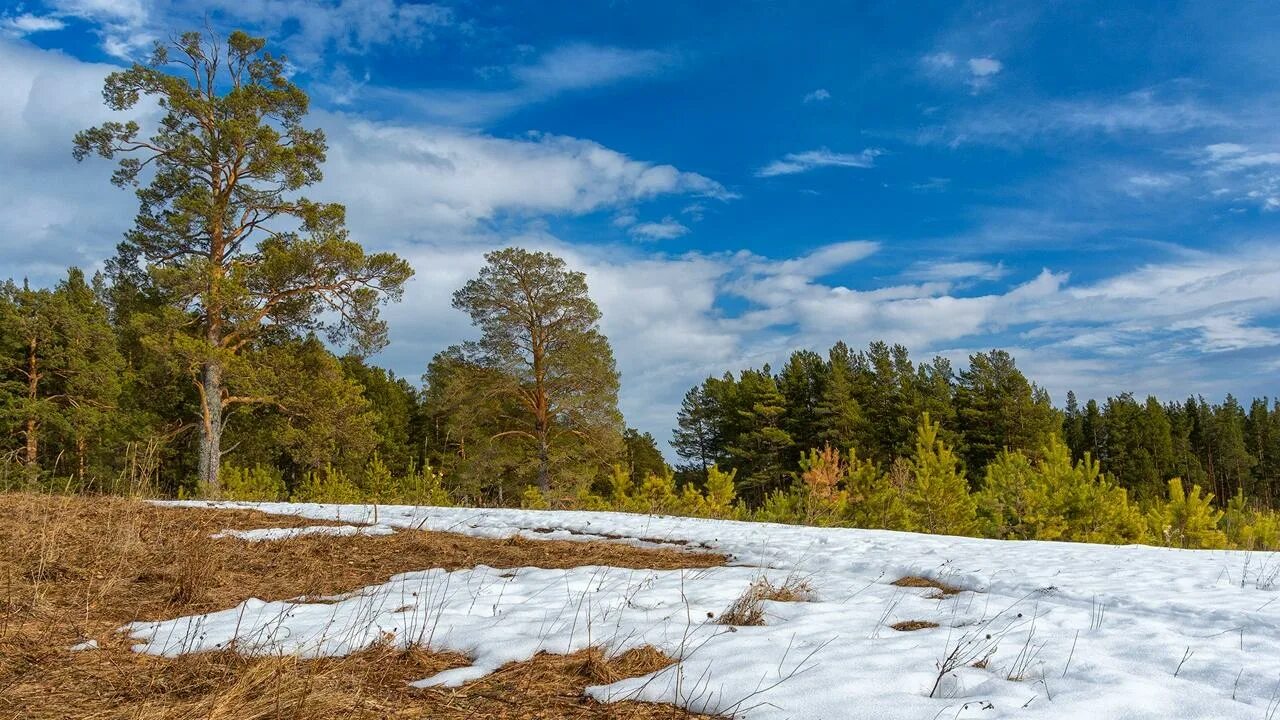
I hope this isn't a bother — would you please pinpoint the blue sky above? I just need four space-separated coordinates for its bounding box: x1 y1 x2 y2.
3 0 1279 448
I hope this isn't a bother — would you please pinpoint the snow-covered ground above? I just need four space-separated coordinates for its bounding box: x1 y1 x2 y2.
138 501 1280 719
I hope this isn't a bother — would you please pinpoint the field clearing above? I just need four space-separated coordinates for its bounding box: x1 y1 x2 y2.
8 494 1280 719
0 493 722 719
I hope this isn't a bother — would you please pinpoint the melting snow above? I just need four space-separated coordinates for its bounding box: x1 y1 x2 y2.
141 501 1280 719
210 524 396 542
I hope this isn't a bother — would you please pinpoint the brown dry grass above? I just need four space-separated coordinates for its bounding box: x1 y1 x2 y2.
0 492 723 720
890 575 965 598
715 575 814 626
889 620 939 632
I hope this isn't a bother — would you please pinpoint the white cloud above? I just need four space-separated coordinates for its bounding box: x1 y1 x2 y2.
512 44 670 94
921 52 1002 92
569 242 1280 442
1126 173 1183 188
921 52 957 70
1122 171 1189 197
30 3 665 123
1205 142 1249 161
1170 315 1280 352
0 37 156 279
965 56 1002 91
803 88 831 103
902 260 1008 283
317 118 735 234
0 36 731 277
1200 143 1280 170
206 0 454 64
353 43 672 124
1 12 67 35
33 0 453 61
1197 142 1280 209
1056 91 1227 133
765 241 879 279
37 0 152 58
967 57 1003 77
911 177 951 192
756 148 883 177
629 217 690 241
921 89 1230 146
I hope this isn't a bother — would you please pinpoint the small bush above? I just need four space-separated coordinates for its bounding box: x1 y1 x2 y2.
220 464 286 502
1147 478 1227 549
391 461 452 506
1222 490 1280 551
520 485 550 509
291 466 364 504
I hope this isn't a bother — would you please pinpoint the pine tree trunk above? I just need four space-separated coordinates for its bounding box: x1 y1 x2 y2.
532 330 550 493
536 428 550 492
198 360 224 492
24 337 38 469
76 435 87 486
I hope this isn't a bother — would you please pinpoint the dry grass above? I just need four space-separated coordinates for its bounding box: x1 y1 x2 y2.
890 575 965 598
889 620 939 632
0 492 724 720
716 576 814 626
415 646 697 719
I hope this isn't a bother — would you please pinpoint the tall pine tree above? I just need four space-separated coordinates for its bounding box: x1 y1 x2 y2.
75 30 411 490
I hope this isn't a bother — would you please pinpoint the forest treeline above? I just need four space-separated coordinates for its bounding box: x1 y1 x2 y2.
5 258 1278 551
2 29 1277 552
669 341 1280 509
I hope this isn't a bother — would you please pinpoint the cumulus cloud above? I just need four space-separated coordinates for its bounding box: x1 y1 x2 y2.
0 37 155 280
756 148 883 177
550 242 1280 443
0 36 731 277
316 118 735 235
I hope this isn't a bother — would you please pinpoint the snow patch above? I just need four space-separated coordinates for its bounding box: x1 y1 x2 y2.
147 501 1280 718
210 524 396 542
